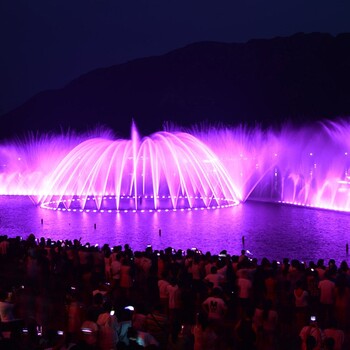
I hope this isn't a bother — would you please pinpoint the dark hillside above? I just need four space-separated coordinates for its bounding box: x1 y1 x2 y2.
2 32 350 139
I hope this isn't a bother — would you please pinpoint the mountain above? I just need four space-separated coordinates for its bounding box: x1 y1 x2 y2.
2 32 350 140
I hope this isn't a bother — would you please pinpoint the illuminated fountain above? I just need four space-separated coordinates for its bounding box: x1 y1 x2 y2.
192 125 281 201
1 120 350 213
35 123 240 211
0 131 98 196
190 120 350 212
248 121 350 211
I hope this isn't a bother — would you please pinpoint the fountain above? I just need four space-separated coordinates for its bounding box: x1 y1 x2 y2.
1 120 350 212
1 123 240 212
250 121 350 211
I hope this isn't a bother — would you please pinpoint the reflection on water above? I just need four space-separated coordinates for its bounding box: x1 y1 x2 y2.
1 196 350 264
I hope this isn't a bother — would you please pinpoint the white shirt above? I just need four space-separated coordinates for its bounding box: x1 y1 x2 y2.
167 284 180 309
318 279 335 304
202 296 227 320
237 277 252 299
111 260 122 280
158 279 170 299
204 273 223 288
324 328 345 350
299 325 324 350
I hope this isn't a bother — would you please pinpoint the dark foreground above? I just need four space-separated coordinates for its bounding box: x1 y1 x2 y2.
0 233 349 349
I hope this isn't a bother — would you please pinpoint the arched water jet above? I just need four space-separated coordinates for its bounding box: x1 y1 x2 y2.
2 120 350 213
37 124 240 211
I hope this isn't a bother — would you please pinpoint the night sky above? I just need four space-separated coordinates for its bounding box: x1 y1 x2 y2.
1 1 350 116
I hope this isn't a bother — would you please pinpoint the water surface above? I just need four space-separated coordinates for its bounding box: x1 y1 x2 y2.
1 196 350 264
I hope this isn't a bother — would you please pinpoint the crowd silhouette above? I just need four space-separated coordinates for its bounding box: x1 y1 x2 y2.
0 233 349 349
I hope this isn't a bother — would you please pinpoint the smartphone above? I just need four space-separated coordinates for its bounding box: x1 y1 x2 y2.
310 315 316 322
81 328 92 334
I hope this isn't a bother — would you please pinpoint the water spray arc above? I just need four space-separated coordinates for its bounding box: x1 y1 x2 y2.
1 120 350 213
37 123 240 211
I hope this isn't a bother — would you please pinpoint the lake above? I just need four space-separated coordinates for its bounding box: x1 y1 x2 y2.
1 195 350 264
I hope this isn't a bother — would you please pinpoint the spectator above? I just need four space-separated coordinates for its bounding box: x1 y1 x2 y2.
318 272 335 328
202 287 227 323
96 302 119 350
192 312 218 350
299 317 325 350
324 321 345 350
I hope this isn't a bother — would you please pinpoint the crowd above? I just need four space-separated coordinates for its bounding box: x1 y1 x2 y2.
0 233 350 349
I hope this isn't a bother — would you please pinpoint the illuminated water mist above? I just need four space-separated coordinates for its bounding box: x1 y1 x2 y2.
1 120 350 212
0 124 240 211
